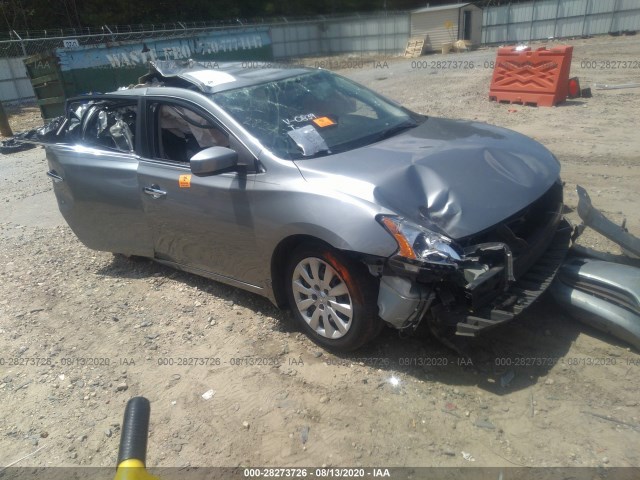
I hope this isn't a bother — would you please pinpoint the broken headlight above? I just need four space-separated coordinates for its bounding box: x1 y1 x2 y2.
378 216 462 267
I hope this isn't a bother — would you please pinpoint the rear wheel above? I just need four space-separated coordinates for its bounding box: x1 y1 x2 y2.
285 243 381 352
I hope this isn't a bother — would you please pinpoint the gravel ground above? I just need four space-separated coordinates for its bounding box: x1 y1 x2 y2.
1 35 639 471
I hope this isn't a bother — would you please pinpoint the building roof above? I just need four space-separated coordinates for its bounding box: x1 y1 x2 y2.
411 3 473 14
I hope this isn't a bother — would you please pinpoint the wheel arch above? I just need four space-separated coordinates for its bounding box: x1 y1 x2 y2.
271 232 383 306
273 234 384 351
270 234 333 308
268 221 394 308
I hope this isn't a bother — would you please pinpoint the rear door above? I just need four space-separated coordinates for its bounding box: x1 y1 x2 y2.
45 96 153 256
137 96 260 285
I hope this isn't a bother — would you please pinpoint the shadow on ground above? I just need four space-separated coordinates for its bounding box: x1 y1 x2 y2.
96 253 625 396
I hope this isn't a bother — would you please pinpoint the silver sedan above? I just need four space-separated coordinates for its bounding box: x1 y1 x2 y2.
42 61 571 351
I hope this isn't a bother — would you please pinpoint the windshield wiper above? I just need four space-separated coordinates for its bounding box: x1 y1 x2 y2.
374 121 418 142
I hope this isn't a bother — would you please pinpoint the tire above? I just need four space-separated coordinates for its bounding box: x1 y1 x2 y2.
285 242 381 352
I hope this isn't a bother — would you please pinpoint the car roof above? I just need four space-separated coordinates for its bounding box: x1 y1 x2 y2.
137 60 315 94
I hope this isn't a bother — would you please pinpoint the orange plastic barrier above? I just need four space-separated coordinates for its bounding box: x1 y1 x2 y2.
489 45 573 107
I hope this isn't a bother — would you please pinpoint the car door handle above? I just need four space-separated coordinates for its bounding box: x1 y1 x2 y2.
46 170 63 183
143 186 167 199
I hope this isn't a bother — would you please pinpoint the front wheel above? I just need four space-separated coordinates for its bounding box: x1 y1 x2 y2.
285 243 381 352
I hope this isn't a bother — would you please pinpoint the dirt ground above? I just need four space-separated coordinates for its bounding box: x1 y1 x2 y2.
1 35 639 473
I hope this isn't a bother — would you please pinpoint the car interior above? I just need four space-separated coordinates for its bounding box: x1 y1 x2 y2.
82 103 137 152
154 104 229 163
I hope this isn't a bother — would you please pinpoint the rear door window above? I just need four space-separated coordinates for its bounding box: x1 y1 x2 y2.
82 103 137 153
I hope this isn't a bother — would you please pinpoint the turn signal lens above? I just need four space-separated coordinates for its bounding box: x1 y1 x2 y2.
380 217 417 259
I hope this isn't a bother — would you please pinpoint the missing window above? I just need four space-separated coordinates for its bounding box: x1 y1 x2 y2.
83 103 137 153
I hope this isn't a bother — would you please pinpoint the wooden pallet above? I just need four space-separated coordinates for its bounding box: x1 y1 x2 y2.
404 36 427 58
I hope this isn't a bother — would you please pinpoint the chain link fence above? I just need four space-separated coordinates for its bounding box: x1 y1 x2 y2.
0 13 408 58
0 12 410 103
0 23 253 57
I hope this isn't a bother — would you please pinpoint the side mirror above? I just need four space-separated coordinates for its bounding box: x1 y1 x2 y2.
190 147 238 176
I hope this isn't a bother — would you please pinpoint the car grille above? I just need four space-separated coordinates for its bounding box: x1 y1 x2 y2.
455 219 572 336
430 182 572 336
458 182 564 256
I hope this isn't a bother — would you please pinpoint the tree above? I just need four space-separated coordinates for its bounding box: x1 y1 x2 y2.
2 0 466 31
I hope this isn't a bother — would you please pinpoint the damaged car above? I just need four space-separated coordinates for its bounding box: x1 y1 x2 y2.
40 61 571 351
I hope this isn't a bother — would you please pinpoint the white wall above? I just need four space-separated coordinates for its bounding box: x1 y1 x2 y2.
483 0 640 44
271 14 410 58
411 10 458 52
0 57 35 102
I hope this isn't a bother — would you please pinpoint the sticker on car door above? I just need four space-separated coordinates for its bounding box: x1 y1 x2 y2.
179 174 191 188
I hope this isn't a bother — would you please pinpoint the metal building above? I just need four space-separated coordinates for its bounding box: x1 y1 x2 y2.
410 2 483 52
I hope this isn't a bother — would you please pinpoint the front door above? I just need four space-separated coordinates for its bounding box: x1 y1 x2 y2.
137 98 259 285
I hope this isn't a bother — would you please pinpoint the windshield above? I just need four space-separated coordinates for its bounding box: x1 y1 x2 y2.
212 70 421 159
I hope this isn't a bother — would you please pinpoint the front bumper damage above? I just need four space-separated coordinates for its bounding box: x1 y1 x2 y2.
449 219 571 336
377 275 435 330
551 258 640 350
549 185 640 350
376 183 572 336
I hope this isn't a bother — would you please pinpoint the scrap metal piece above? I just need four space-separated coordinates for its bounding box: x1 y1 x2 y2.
576 185 640 258
550 257 640 350
570 244 640 268
593 83 640 90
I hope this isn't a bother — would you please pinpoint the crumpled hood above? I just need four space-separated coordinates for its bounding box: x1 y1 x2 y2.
294 117 561 240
